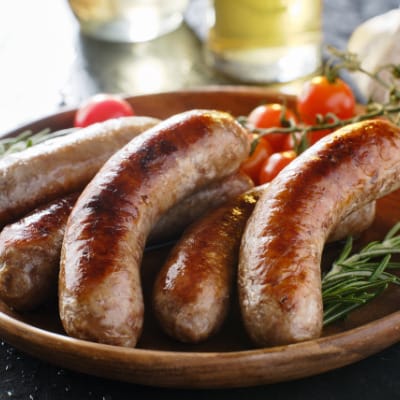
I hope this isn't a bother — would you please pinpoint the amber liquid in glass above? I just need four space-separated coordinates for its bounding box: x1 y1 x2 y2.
206 0 322 83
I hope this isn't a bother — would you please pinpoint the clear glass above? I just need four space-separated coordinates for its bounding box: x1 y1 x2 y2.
205 0 322 83
68 0 188 43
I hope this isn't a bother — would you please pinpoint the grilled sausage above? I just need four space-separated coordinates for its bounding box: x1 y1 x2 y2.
153 188 259 343
328 200 376 242
59 109 250 347
153 181 375 344
0 171 252 311
148 170 253 243
239 119 400 347
0 193 79 310
0 116 160 227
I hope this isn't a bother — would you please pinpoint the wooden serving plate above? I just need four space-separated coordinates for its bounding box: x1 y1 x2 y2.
0 86 400 389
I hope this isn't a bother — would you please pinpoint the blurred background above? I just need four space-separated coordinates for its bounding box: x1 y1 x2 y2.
1 0 398 136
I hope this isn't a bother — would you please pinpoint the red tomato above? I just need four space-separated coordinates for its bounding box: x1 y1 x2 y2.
74 94 135 128
283 128 334 151
307 128 333 146
240 135 273 185
258 150 297 184
282 132 302 151
297 76 355 125
247 103 298 152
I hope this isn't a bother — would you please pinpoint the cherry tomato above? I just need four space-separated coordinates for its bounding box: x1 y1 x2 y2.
247 103 298 152
258 150 297 184
240 135 273 185
297 76 355 125
281 132 302 151
74 94 135 128
283 128 335 150
307 128 333 146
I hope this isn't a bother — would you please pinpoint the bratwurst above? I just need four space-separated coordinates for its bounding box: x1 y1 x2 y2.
148 170 253 244
59 109 250 347
153 179 375 344
0 193 79 310
0 171 252 311
0 116 160 227
239 119 400 347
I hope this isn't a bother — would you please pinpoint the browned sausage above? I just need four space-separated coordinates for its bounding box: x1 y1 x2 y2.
153 182 375 344
239 119 400 347
0 116 159 227
148 170 253 243
153 188 259 343
59 109 250 347
0 193 79 310
328 201 375 242
0 171 252 311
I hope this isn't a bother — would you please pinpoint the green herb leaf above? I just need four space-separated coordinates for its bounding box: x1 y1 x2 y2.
322 222 400 326
0 128 77 158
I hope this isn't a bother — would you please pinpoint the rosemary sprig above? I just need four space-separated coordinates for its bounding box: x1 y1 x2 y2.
324 45 400 102
0 127 76 157
322 222 400 326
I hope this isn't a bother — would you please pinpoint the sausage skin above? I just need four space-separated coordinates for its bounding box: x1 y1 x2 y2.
0 116 160 227
153 182 375 343
153 188 259 343
0 193 79 310
0 171 252 311
59 109 250 347
148 170 253 243
239 119 400 347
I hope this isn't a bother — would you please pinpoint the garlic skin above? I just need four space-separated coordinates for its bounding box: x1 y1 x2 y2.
347 8 400 102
